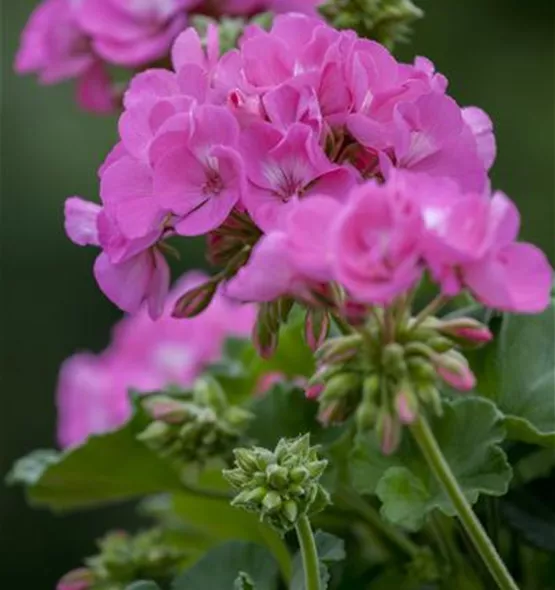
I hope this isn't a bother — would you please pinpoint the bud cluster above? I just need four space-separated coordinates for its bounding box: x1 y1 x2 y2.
223 434 331 534
138 376 252 464
311 314 491 454
320 0 423 48
58 529 184 590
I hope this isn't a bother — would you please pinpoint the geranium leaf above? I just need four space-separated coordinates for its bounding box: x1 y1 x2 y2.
470 300 555 446
172 541 279 590
7 402 182 511
351 397 512 531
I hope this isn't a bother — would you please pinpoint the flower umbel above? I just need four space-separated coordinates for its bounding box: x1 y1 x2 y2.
223 434 331 534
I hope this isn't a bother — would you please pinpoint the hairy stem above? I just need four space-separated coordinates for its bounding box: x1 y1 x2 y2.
410 415 519 590
295 515 321 590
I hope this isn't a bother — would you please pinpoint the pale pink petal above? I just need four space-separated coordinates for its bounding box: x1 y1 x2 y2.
64 196 101 246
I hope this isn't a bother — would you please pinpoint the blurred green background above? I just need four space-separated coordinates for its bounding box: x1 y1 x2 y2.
1 0 553 586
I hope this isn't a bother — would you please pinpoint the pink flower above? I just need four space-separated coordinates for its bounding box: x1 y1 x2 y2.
226 195 341 301
57 272 255 448
76 61 116 114
64 197 101 246
331 178 424 304
15 0 94 84
56 353 132 449
154 105 245 235
462 106 496 170
461 193 553 313
75 0 191 67
240 122 356 230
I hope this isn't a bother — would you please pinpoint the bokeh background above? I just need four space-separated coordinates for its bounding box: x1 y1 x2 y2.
1 0 553 586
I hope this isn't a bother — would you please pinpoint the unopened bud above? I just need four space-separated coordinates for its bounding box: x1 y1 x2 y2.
137 421 172 445
233 448 260 473
407 357 436 382
253 318 279 359
266 464 289 489
437 318 493 345
283 499 299 523
315 334 362 365
172 280 217 318
142 396 189 424
193 376 227 413
418 384 443 416
382 343 406 373
321 373 361 403
394 387 418 424
427 336 454 353
304 308 330 352
306 460 328 479
262 491 282 513
57 569 94 590
356 400 378 431
362 374 380 402
305 383 324 400
434 351 476 392
246 486 268 504
290 466 310 484
377 410 402 455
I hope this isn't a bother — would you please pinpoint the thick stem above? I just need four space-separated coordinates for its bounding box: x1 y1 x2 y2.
295 515 321 590
410 415 519 590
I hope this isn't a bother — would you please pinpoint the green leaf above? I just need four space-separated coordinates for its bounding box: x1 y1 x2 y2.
9 404 182 511
291 531 345 590
125 582 162 590
470 302 555 446
210 311 315 404
172 471 291 582
246 382 322 449
172 541 279 590
6 449 60 486
351 397 512 531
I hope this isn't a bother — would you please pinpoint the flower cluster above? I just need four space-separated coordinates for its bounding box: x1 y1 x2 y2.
137 376 253 464
57 272 254 448
311 313 494 453
223 434 330 534
15 0 321 112
57 529 185 590
65 12 552 324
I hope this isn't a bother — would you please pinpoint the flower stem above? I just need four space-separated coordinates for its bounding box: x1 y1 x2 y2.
409 415 519 590
331 311 354 335
295 515 321 590
411 295 448 330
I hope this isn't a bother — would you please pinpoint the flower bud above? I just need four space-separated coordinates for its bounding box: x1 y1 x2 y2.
224 435 331 534
305 383 324 400
263 491 283 513
394 386 418 424
315 334 362 365
137 421 172 445
434 351 476 392
234 448 260 474
356 399 378 431
172 280 218 318
266 464 289 489
407 357 436 383
382 343 406 374
57 569 94 590
304 308 330 352
253 317 279 359
418 384 443 416
437 318 493 345
193 376 227 413
142 396 190 424
427 336 454 353
320 373 361 403
377 410 402 455
362 374 380 402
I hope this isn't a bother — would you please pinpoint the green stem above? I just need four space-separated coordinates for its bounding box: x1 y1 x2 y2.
410 415 519 590
295 515 321 590
331 311 354 335
337 486 419 558
411 295 448 330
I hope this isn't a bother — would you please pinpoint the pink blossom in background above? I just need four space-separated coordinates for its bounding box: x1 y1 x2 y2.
57 273 255 448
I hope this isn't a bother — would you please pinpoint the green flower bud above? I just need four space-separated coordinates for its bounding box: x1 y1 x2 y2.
223 435 331 534
289 466 310 484
193 376 227 413
137 421 173 446
427 336 455 353
262 491 283 513
315 334 362 365
283 500 299 523
266 464 289 489
321 372 361 402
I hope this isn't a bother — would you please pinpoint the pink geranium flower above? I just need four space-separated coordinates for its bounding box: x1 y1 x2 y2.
331 178 424 304
240 122 356 230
